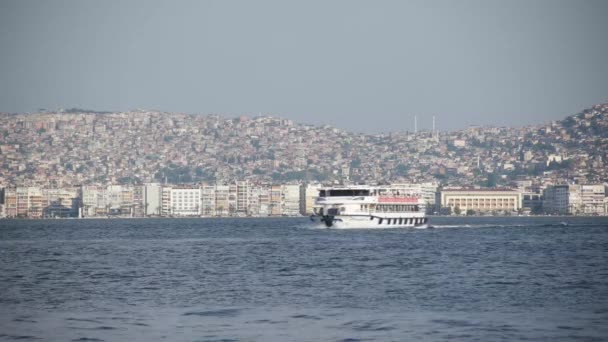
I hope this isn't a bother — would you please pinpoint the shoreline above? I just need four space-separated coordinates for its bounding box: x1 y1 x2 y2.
1 214 606 220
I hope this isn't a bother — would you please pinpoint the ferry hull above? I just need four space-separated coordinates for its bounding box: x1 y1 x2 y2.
315 215 428 229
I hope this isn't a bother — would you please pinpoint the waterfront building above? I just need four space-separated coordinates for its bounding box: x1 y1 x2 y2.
580 184 605 215
201 184 216 216
257 186 271 216
2 187 44 218
228 184 237 215
246 186 260 216
161 186 172 216
3 188 17 217
144 183 162 216
118 185 134 216
300 183 321 216
215 185 230 216
521 192 543 214
132 185 145 217
42 187 80 217
81 185 106 217
236 181 249 215
282 184 300 216
438 188 522 214
542 184 579 215
391 182 438 210
542 184 607 215
269 185 282 216
170 187 201 216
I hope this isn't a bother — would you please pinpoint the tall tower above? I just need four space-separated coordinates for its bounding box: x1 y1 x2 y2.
414 115 418 134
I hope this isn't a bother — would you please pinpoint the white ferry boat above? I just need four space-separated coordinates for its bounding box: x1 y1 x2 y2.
312 186 428 228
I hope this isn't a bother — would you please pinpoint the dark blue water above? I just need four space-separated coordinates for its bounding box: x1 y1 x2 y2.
1 217 608 341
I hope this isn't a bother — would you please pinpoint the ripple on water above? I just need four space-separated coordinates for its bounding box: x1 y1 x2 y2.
182 308 242 317
342 320 397 332
0 335 42 340
430 319 480 328
65 318 103 324
290 314 323 320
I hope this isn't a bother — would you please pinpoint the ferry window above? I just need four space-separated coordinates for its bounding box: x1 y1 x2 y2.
326 189 370 197
319 190 326 197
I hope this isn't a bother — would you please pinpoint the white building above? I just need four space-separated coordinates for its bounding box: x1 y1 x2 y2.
81 185 106 217
543 184 579 215
170 187 201 216
543 184 605 215
391 182 438 208
439 188 522 214
580 184 605 215
236 181 249 215
215 185 230 216
282 184 301 216
300 183 321 216
144 183 162 216
201 184 216 216
161 186 172 216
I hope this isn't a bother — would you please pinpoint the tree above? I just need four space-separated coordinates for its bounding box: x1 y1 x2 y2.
486 172 498 188
454 205 461 215
394 164 409 177
466 209 475 216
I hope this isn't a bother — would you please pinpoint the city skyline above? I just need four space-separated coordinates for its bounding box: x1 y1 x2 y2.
1 0 607 132
2 98 607 134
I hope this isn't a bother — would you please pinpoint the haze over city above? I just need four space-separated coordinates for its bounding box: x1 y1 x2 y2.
1 0 607 132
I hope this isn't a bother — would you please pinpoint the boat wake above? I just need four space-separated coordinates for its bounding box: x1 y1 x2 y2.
429 222 604 229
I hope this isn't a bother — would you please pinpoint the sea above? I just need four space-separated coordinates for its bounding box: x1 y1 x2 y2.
1 216 607 342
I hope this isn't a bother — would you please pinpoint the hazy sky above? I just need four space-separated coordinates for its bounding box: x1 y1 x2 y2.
1 0 607 132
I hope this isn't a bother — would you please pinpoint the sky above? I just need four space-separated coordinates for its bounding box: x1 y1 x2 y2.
1 0 607 133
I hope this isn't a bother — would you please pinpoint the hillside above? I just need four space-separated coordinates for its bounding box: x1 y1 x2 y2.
0 104 607 187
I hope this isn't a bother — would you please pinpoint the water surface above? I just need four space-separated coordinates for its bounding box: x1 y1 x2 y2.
1 217 607 341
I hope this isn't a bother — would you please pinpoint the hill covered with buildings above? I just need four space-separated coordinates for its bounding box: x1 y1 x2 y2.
1 103 607 218
1 103 607 188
